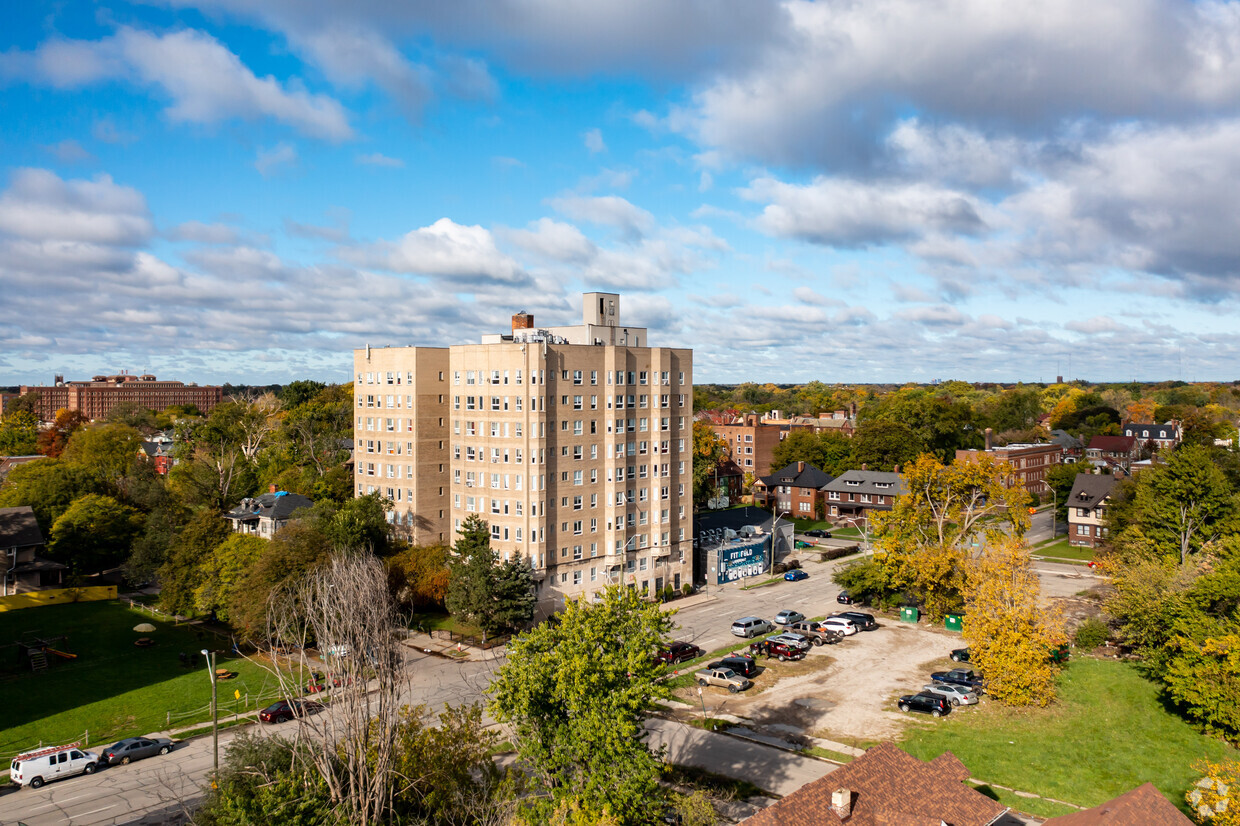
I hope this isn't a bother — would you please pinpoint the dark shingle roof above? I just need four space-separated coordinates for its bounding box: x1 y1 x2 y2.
758 462 834 490
1067 474 1118 508
1050 430 1083 449
1088 435 1136 453
742 741 1007 826
0 506 45 549
225 491 314 523
821 470 907 496
1123 423 1179 441
1041 782 1191 825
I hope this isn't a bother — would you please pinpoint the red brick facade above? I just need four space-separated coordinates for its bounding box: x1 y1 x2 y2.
11 373 223 423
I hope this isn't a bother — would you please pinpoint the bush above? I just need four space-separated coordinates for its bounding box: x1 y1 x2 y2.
661 585 676 603
1073 617 1109 651
681 583 693 597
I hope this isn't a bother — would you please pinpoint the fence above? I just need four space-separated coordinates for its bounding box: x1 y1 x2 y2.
427 629 512 650
0 585 117 613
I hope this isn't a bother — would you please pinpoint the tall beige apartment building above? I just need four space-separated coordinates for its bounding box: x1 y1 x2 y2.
353 293 693 613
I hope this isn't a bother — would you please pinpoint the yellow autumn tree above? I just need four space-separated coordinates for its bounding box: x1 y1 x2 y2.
1187 758 1240 825
871 454 1031 621
963 536 1066 706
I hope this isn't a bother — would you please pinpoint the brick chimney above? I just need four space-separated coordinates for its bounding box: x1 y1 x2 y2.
797 461 805 472
831 788 852 819
893 464 900 474
269 484 278 493
512 311 534 332
984 427 993 451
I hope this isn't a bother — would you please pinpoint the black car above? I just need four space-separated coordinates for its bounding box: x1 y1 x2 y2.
950 647 970 662
832 611 877 631
653 641 704 665
707 654 760 678
805 529 831 538
101 737 174 765
929 668 985 692
837 591 854 605
898 692 951 717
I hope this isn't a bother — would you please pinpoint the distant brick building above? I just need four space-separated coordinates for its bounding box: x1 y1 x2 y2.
8 373 223 423
711 413 809 476
753 461 834 518
955 442 1062 494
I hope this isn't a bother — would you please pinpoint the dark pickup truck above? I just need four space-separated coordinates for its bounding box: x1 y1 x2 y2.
748 639 806 661
929 667 985 693
786 620 843 646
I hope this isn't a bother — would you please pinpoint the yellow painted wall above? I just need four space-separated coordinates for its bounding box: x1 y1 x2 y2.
0 586 117 612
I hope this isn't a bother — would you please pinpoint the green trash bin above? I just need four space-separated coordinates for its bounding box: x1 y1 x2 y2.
900 606 920 623
945 613 963 632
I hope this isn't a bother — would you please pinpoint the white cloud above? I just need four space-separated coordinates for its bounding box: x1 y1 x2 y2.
9 28 354 141
255 142 298 177
341 218 527 285
548 194 655 240
584 127 607 154
499 218 597 263
168 221 244 244
356 152 405 168
43 139 95 164
0 168 151 245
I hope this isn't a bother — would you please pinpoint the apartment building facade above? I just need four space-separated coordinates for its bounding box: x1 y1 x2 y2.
7 373 223 423
353 293 693 613
954 441 1062 494
710 414 802 476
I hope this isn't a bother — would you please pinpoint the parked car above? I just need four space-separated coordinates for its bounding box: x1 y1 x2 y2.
101 737 174 766
9 745 100 788
694 666 752 693
707 654 759 678
769 632 813 650
820 617 859 636
784 620 841 645
773 609 806 626
837 591 855 605
748 639 806 661
731 617 775 638
921 682 979 706
784 569 810 581
898 692 952 717
831 611 878 631
805 529 831 538
653 641 704 665
950 647 970 662
929 668 985 693
260 699 323 723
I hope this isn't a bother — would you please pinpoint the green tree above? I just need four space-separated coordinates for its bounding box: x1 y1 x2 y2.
386 543 451 610
849 420 922 471
446 515 499 633
0 410 38 455
103 401 159 432
316 492 390 555
158 511 232 616
0 458 98 531
37 409 90 458
228 519 332 639
489 586 672 824
61 422 144 496
48 493 143 575
192 732 333 826
692 421 729 510
1043 463 1080 527
194 533 267 620
770 429 853 477
280 379 328 410
493 555 537 633
1134 444 1238 564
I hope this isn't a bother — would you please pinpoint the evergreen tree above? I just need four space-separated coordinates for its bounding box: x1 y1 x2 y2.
446 514 499 631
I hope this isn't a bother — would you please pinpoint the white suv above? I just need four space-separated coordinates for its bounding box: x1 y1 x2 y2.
820 617 859 636
10 744 101 788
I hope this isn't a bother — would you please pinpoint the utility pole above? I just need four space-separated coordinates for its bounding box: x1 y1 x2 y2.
201 649 218 781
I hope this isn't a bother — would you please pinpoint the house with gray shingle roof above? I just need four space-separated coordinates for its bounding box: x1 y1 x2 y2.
822 469 907 525
224 489 315 539
1 505 65 595
1067 473 1118 548
753 461 834 519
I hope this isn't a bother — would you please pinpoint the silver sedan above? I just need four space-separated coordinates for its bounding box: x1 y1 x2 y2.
922 682 979 706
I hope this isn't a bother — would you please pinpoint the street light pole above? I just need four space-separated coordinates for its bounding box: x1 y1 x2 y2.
201 648 218 780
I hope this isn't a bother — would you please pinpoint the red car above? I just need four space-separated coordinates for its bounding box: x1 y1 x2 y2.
748 639 806 662
653 641 704 665
259 699 322 723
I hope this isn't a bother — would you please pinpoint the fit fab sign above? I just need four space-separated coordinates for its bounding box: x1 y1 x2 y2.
716 537 769 583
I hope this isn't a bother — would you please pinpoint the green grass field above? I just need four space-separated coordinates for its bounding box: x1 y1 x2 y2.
900 658 1233 815
1031 537 1096 563
0 601 292 759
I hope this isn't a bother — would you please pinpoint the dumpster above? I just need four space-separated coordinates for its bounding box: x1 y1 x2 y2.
900 606 920 623
945 613 963 632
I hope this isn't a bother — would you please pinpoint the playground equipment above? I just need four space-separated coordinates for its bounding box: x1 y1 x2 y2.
14 635 75 672
46 647 77 659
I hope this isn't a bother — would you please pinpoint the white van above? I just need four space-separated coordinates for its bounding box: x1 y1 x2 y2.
10 744 100 788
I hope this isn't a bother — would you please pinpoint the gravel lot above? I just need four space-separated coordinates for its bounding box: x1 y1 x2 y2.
677 617 971 743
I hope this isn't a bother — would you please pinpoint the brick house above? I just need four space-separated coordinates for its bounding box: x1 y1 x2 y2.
1041 782 1190 825
1086 435 1138 471
1067 473 1117 548
742 741 1008 825
711 413 808 476
1122 421 1181 453
753 461 834 519
822 470 906 526
955 442 1062 494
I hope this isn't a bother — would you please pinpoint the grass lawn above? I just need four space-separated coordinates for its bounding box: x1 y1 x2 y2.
900 657 1234 814
0 601 293 760
1031 537 1095 563
408 611 478 636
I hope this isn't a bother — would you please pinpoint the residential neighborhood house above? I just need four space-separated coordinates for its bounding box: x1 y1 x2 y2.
1086 435 1139 472
1 505 66 595
224 489 315 538
753 461 834 519
821 469 906 527
741 741 1008 825
1122 421 1182 453
1067 473 1118 549
1041 782 1191 825
955 430 1062 494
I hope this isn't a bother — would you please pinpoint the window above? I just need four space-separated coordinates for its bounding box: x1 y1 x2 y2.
1077 525 1089 536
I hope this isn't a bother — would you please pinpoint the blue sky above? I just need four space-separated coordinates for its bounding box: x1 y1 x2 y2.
3 0 1240 386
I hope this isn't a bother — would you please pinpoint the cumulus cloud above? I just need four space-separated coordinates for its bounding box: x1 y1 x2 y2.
499 218 597 263
584 127 606 153
255 142 299 177
356 152 405 167
341 218 527 285
43 139 95 164
168 221 245 244
0 168 151 245
8 28 353 141
548 194 655 241
743 176 989 247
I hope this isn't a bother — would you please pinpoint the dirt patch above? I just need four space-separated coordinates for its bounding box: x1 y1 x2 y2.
685 620 966 741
